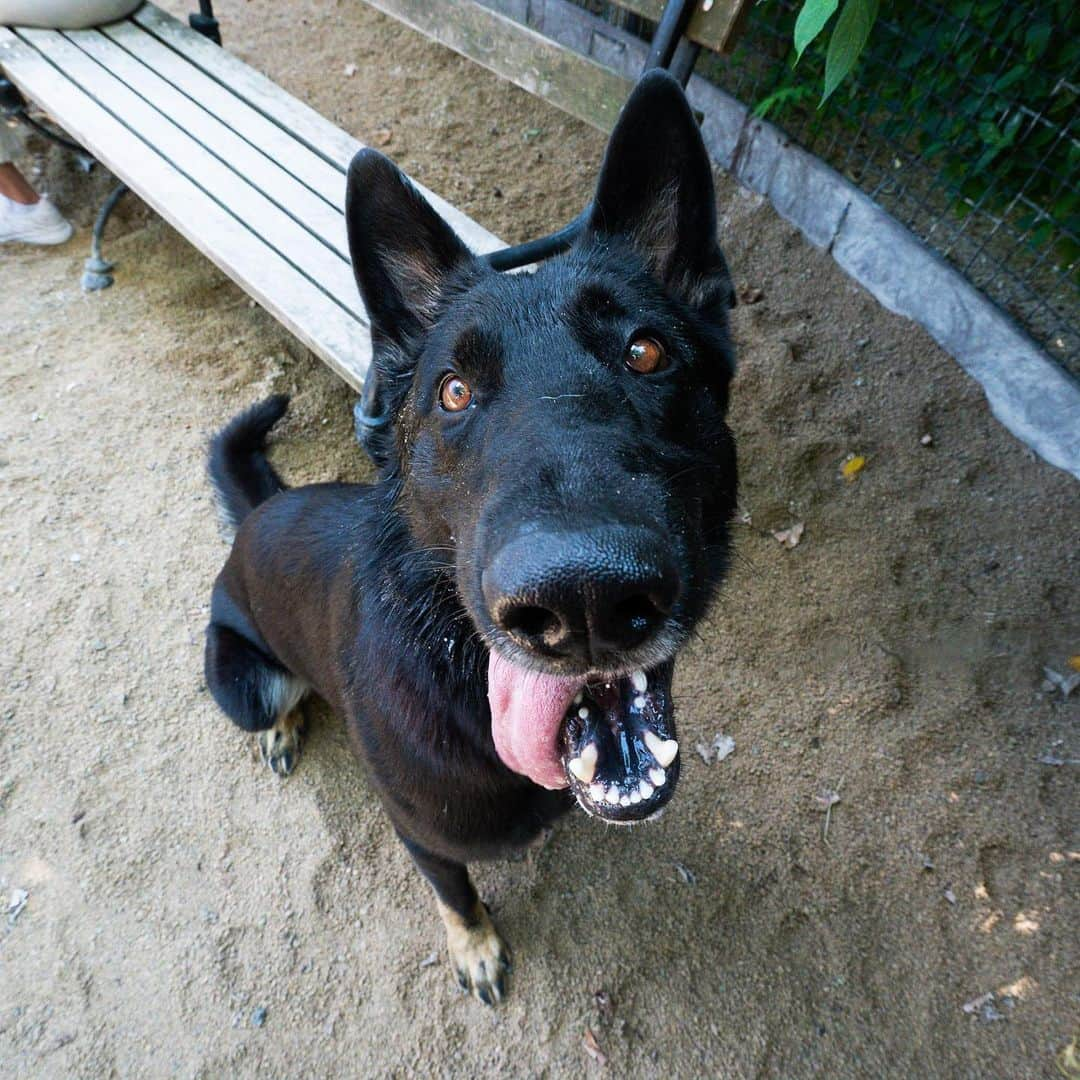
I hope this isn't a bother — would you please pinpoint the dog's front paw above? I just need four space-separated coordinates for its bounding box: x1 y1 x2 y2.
257 710 304 776
439 900 511 1005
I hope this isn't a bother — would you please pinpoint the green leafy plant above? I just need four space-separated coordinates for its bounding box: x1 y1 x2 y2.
792 0 880 102
749 0 1078 275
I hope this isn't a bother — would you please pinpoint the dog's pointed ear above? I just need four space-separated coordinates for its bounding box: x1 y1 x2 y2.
346 149 479 352
586 71 733 313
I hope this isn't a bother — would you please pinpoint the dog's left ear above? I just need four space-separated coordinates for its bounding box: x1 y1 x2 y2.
346 148 480 354
586 71 733 313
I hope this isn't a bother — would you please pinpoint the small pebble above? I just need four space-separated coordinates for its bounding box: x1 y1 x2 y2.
920 433 933 446
251 1006 267 1027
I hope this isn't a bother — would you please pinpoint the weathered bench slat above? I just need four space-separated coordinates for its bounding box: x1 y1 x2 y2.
613 0 747 55
17 27 359 311
65 27 350 263
0 26 371 390
359 0 633 132
132 3 504 258
99 18 347 213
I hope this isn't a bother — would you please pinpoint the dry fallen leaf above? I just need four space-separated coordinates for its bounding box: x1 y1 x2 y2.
738 283 764 304
713 733 736 762
1057 1035 1080 1079
1069 655 1080 673
1043 666 1080 698
372 127 393 147
772 521 805 549
583 1027 607 1066
674 862 697 885
841 455 866 481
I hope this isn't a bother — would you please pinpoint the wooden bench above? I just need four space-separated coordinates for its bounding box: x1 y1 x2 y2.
361 0 750 133
0 3 505 393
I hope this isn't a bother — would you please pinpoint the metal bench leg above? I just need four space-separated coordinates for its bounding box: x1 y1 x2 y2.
1 76 95 172
81 183 128 292
189 0 221 44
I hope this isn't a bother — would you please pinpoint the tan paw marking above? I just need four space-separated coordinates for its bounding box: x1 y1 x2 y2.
257 709 304 777
438 900 511 1005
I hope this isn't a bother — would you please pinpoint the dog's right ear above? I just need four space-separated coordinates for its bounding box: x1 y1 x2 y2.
346 149 478 356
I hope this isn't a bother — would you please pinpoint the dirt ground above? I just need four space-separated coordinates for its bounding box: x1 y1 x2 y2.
1 1 1078 1076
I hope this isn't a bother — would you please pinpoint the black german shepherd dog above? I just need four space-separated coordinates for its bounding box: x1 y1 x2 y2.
204 72 737 1004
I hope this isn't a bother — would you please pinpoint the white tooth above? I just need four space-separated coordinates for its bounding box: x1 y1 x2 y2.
630 791 642 804
620 795 631 807
638 780 654 799
644 731 679 768
631 669 647 693
578 707 589 720
589 783 605 803
574 692 583 705
605 785 621 805
649 767 667 787
568 756 595 784
580 742 598 767
633 695 647 710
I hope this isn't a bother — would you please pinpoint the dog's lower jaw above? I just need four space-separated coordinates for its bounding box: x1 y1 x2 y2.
437 898 511 1005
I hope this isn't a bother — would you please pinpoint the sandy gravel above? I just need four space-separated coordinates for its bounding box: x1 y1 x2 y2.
1 2 1078 1076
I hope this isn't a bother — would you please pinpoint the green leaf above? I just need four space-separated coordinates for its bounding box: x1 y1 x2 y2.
794 0 839 62
822 0 879 103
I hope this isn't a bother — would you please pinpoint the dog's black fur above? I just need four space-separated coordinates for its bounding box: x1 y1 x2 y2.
204 72 737 1004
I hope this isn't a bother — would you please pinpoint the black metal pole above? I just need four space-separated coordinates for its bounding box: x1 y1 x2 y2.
484 205 591 271
668 38 701 87
645 0 695 71
189 0 221 44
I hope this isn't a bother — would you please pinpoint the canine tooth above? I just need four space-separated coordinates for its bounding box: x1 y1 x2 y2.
568 756 595 784
631 669 647 693
633 695 647 710
578 707 589 720
574 692 583 705
644 731 679 768
569 745 597 784
605 785 621 805
630 791 642 804
589 783 605 803
649 767 667 787
638 780 654 799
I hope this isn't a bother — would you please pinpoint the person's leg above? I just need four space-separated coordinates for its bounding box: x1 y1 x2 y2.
0 122 38 202
0 123 72 244
0 163 40 204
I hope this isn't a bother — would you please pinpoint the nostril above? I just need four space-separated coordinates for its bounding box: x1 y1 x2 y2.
614 595 663 640
501 604 563 644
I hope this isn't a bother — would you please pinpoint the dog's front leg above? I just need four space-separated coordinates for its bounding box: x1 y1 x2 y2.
397 832 511 1004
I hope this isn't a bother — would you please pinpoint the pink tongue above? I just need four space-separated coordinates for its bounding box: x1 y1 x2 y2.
488 652 583 789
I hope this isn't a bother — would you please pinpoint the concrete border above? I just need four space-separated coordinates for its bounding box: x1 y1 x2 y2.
481 0 1080 481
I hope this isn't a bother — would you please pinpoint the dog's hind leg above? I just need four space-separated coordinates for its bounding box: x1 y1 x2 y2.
204 622 307 776
398 833 511 1005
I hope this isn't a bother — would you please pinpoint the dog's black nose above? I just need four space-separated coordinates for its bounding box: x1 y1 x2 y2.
482 527 680 665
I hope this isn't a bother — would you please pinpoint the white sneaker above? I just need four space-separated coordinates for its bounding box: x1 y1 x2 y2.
0 194 74 245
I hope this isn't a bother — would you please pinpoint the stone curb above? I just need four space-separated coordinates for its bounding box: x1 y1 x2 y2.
486 0 1080 481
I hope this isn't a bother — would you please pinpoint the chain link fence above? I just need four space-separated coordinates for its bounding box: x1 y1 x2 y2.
581 0 1080 378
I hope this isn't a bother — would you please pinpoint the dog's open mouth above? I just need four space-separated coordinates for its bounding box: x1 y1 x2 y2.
487 653 678 823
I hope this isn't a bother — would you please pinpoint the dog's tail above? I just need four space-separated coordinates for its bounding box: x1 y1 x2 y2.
208 394 290 538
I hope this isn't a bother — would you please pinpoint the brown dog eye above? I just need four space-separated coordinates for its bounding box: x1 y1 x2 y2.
625 337 667 374
438 374 473 412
